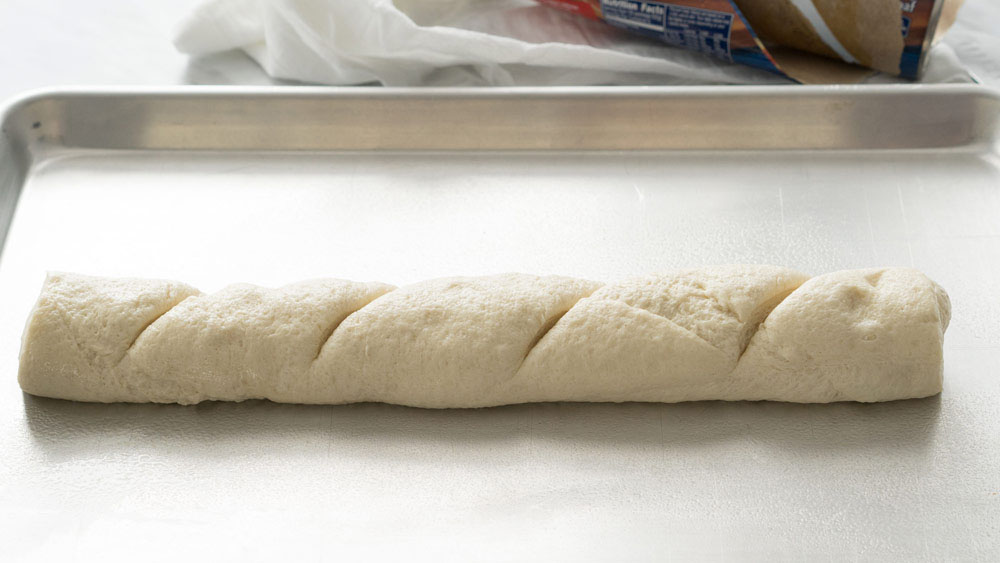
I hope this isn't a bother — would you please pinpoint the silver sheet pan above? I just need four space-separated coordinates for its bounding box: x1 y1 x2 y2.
1 86 998 561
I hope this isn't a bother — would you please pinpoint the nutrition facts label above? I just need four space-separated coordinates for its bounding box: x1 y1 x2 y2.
600 0 733 60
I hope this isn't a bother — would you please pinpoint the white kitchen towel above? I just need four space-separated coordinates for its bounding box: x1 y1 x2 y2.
173 0 991 87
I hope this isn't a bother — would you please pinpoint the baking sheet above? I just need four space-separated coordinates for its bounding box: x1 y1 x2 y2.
0 86 998 561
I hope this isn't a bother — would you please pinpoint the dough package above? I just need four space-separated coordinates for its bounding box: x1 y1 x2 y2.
538 0 959 80
732 0 904 75
18 266 950 407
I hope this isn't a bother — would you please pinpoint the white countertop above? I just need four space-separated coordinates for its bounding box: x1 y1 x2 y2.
0 0 280 103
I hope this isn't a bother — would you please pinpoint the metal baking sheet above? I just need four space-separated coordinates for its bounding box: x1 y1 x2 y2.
1 86 998 561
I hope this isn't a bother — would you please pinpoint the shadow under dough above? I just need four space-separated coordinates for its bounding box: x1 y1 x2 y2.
23 392 942 459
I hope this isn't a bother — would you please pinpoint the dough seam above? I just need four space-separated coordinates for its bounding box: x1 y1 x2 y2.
119 295 195 364
312 287 394 363
519 308 573 370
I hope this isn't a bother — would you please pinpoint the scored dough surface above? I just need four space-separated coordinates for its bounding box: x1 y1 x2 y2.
18 266 950 407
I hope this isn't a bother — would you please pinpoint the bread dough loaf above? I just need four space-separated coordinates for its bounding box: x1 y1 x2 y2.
17 266 950 407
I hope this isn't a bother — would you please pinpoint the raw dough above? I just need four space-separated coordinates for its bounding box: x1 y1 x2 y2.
17 266 950 407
